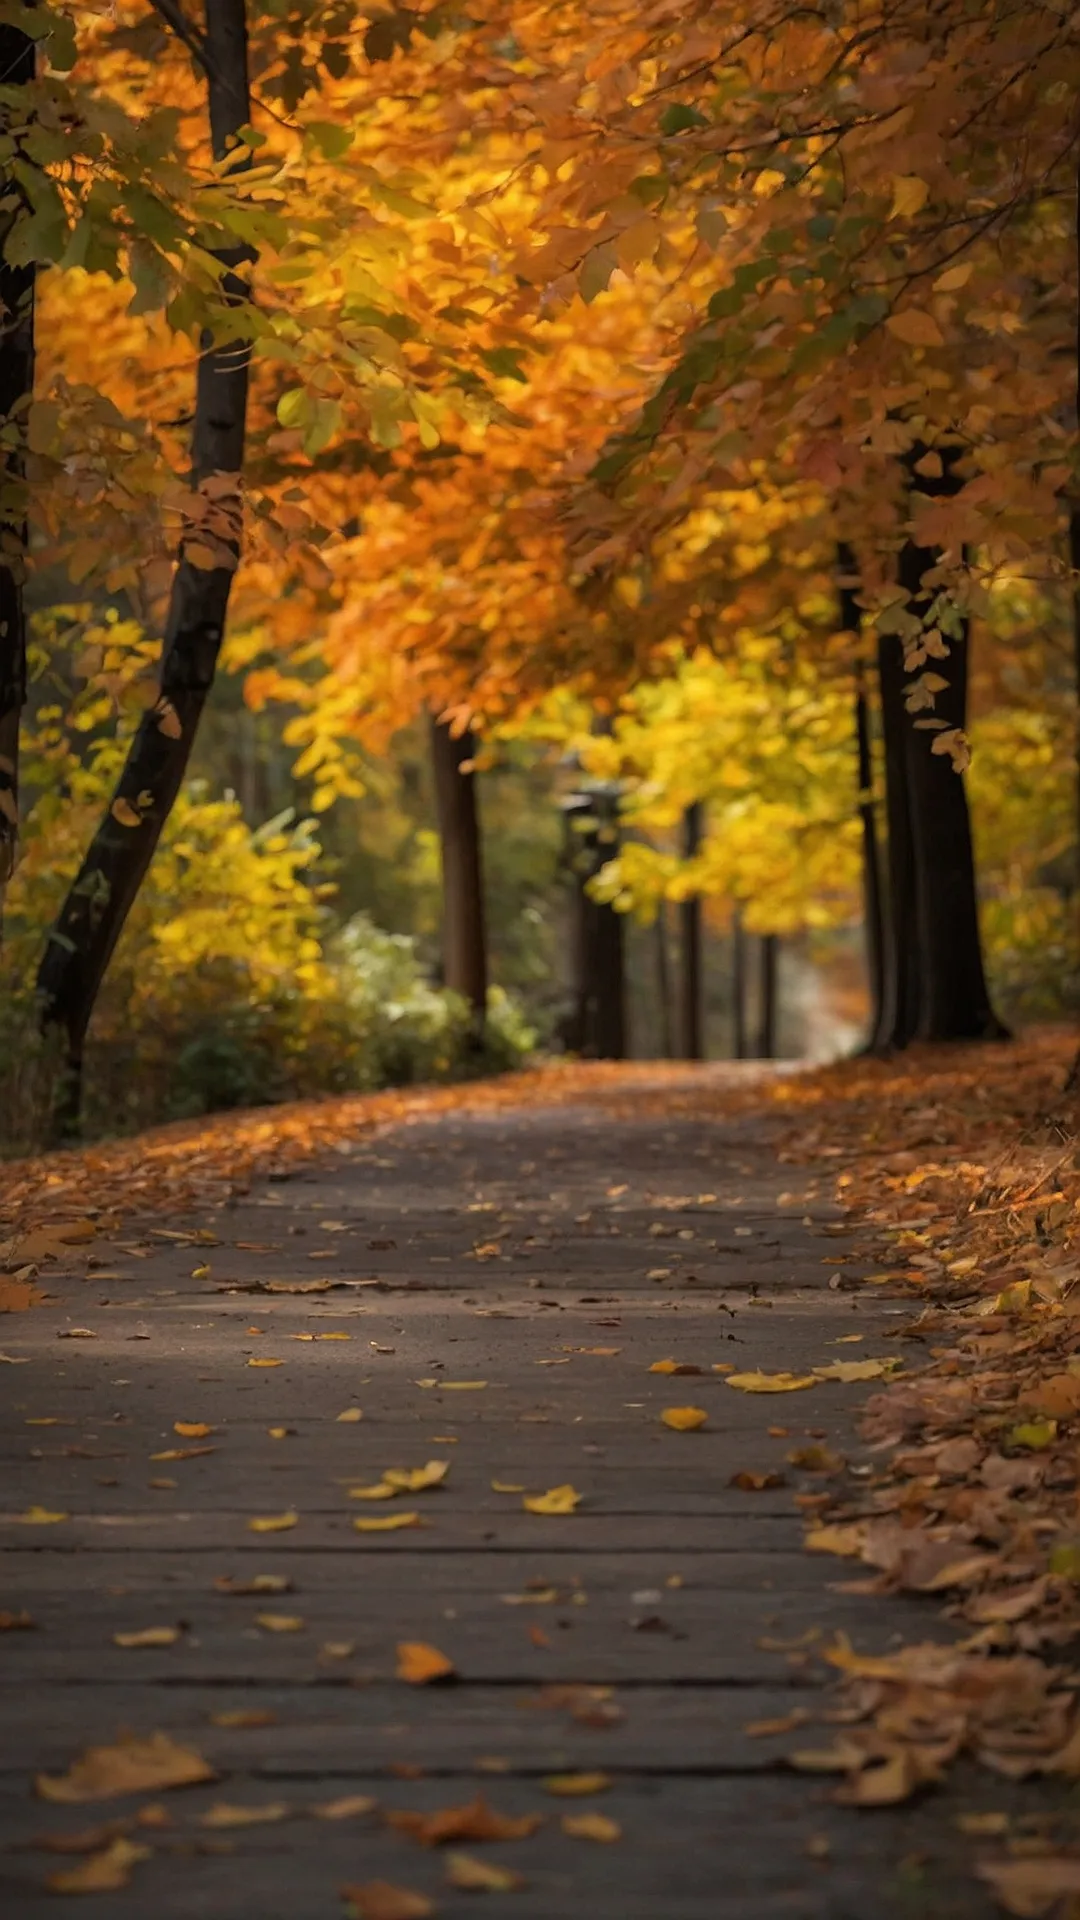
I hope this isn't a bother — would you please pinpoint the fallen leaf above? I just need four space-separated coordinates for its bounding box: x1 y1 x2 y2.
729 1470 785 1491
661 1407 708 1431
445 1852 523 1891
351 1482 399 1501
523 1485 581 1515
12 1506 68 1524
812 1359 897 1383
396 1641 456 1685
57 1328 97 1338
542 1772 610 1796
37 1733 215 1802
726 1371 817 1393
648 1359 702 1375
336 1407 364 1422
744 1710 810 1737
804 1524 867 1557
1009 1420 1058 1451
976 1856 1080 1917
314 1795 377 1819
386 1796 541 1845
255 1613 304 1633
0 1609 34 1630
354 1512 424 1532
247 1357 283 1368
214 1573 291 1596
47 1837 149 1893
209 1709 277 1728
113 1627 180 1649
150 1446 216 1461
491 1481 525 1494
0 1276 46 1311
439 1381 487 1391
341 1881 435 1920
174 1423 213 1438
382 1461 450 1493
561 1812 621 1842
248 1511 298 1533
1023 1374 1080 1418
835 1750 928 1806
200 1800 290 1827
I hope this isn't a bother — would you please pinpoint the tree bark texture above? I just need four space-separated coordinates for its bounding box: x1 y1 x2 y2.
837 546 886 1044
731 905 748 1059
677 800 703 1059
756 932 778 1058
653 902 674 1059
37 0 252 1113
562 793 627 1060
430 715 487 1028
0 20 36 899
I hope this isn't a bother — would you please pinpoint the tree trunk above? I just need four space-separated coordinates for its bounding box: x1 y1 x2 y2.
677 800 703 1059
37 0 252 1128
896 465 1007 1043
837 546 885 1044
873 620 922 1050
430 715 487 1032
561 791 626 1059
654 902 674 1058
0 20 36 905
756 932 778 1058
731 905 748 1059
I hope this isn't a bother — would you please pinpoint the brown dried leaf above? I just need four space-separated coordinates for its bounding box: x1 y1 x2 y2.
37 1733 215 1803
341 1883 435 1920
47 1837 150 1893
445 1851 523 1891
385 1796 541 1846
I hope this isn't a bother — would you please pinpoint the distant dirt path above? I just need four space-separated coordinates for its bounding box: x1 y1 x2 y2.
0 1067 1004 1916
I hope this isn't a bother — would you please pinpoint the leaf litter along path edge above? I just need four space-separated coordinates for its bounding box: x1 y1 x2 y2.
0 1051 1071 1918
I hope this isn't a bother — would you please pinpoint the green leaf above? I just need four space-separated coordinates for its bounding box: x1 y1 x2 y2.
479 347 529 383
659 103 709 135
305 120 352 161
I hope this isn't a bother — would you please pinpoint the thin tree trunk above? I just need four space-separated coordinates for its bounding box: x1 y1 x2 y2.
589 884 626 1058
654 903 674 1058
874 625 921 1051
756 932 778 1058
430 715 487 1031
37 0 252 1129
561 789 626 1059
896 461 1007 1043
0 20 36 906
732 905 748 1059
837 546 885 1044
678 800 703 1060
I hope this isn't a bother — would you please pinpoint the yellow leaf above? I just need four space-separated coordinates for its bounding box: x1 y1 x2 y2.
885 308 944 348
562 1812 621 1842
353 1511 424 1532
174 1422 213 1438
812 1359 896 1383
255 1613 304 1633
113 1626 180 1648
523 1484 581 1515
491 1480 525 1493
15 1506 69 1524
247 1510 298 1533
37 1732 215 1803
1010 1419 1058 1451
336 1407 364 1422
888 174 930 220
396 1640 456 1684
200 1800 290 1828
382 1460 450 1492
445 1851 523 1892
543 1771 611 1796
247 1357 283 1368
47 1837 150 1893
804 1524 867 1557
313 1794 378 1819
649 1358 702 1375
725 1372 817 1394
350 1482 399 1501
934 261 973 292
438 1380 487 1391
661 1406 708 1431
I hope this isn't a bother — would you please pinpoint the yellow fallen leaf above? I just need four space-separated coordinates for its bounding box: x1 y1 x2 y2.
725 1371 817 1393
113 1627 180 1649
267 1427 291 1439
396 1640 456 1684
351 1482 399 1501
247 1357 283 1368
353 1511 424 1532
319 1332 351 1340
649 1359 702 1375
491 1481 525 1494
543 1772 611 1796
383 1460 450 1492
1010 1419 1058 1451
174 1422 213 1438
255 1613 304 1633
14 1506 69 1524
977 1856 1080 1917
336 1407 364 1422
562 1812 621 1842
247 1511 298 1533
439 1380 487 1391
661 1406 708 1431
804 1524 867 1558
523 1485 581 1515
812 1359 896 1383
835 1750 927 1807
47 1837 150 1893
314 1794 377 1819
445 1851 523 1891
37 1732 215 1802
150 1446 216 1461
200 1800 290 1827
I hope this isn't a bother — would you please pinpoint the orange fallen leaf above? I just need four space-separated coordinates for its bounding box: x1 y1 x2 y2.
661 1407 708 1431
341 1882 435 1920
396 1641 456 1685
561 1812 621 1842
200 1801 290 1828
542 1772 610 1796
150 1446 216 1461
47 1837 149 1893
113 1626 180 1649
804 1524 867 1558
0 1609 34 1630
729 1470 785 1490
255 1613 304 1633
445 1851 523 1891
386 1796 541 1845
174 1422 213 1438
37 1733 215 1803
209 1709 277 1728
649 1359 702 1375
523 1485 580 1515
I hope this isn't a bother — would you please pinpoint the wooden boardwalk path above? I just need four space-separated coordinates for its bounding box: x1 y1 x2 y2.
0 1068 1007 1916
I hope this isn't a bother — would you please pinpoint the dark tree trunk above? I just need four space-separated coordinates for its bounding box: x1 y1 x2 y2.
731 905 748 1059
756 932 778 1058
896 466 1007 1044
0 21 36 901
873 620 922 1049
837 548 886 1044
677 800 703 1059
430 715 487 1031
561 792 626 1059
588 888 626 1058
37 0 252 1128
654 902 674 1058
